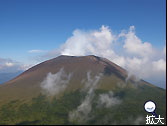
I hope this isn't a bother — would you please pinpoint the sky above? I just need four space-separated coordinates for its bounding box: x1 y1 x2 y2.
0 0 166 88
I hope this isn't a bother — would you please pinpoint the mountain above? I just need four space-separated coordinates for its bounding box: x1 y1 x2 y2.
0 71 23 84
0 55 166 125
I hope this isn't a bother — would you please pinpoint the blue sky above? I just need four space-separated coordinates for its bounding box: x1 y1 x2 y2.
0 0 166 62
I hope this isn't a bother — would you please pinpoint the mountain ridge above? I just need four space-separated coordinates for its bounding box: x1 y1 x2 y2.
0 55 166 125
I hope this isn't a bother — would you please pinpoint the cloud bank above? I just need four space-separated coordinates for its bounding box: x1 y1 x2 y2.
42 25 166 88
0 58 28 73
40 68 72 96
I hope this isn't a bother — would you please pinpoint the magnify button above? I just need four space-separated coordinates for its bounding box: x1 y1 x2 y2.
144 100 158 118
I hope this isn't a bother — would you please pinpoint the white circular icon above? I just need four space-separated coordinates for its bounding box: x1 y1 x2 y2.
144 101 156 113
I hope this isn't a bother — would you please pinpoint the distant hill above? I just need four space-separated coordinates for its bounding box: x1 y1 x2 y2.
0 55 166 125
0 71 23 84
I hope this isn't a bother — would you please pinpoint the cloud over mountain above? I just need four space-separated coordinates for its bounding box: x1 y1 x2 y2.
98 91 121 108
41 25 166 88
40 68 72 96
69 72 102 123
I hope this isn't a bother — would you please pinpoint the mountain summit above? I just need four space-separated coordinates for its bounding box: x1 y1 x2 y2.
0 55 166 125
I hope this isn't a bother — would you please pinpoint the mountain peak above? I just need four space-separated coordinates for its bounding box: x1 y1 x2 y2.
57 55 105 63
58 54 99 58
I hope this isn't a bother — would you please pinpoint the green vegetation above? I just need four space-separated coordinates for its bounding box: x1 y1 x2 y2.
0 91 85 125
0 85 166 125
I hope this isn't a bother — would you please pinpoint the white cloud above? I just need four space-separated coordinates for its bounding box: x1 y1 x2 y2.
28 49 45 53
121 26 154 57
69 72 102 123
125 57 166 88
98 91 121 108
0 58 28 73
61 25 116 59
5 62 14 67
42 25 166 88
40 68 72 96
69 72 122 123
152 59 166 72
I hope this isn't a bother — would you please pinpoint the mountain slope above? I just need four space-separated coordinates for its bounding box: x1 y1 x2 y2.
0 55 166 125
0 55 128 104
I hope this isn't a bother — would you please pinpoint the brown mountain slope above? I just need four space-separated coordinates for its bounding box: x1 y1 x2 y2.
0 55 152 105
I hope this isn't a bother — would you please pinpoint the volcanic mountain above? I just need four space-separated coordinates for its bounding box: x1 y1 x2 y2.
0 55 166 125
